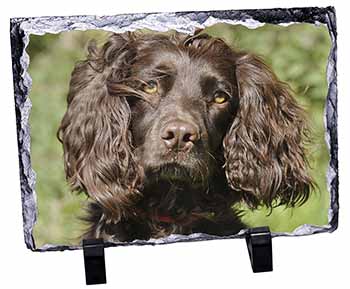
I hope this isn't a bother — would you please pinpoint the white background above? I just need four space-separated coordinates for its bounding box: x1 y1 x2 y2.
0 0 348 288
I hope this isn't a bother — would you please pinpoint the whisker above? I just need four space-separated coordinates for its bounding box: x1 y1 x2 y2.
206 151 217 163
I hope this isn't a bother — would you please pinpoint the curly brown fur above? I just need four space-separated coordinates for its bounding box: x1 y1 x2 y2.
58 31 313 242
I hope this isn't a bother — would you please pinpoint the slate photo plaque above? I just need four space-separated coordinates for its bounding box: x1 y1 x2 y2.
10 6 337 252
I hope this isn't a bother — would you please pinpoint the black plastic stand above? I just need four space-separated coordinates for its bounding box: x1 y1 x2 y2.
83 239 107 285
245 226 273 273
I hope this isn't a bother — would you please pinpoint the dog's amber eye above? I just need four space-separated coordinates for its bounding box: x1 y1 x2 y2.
214 92 228 104
142 80 158 94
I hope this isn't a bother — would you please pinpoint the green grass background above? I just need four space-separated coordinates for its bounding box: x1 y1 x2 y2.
27 23 331 247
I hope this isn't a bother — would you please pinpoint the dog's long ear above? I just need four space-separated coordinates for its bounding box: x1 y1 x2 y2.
224 53 313 208
58 33 142 221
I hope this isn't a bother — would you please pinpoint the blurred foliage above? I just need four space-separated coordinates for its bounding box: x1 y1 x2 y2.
27 23 331 247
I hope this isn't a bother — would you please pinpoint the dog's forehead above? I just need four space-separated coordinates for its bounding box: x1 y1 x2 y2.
135 47 234 83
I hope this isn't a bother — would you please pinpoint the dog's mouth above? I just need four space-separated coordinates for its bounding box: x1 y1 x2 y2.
144 162 210 187
161 150 193 163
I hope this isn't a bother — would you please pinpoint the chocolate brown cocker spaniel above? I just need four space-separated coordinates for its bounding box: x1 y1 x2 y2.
58 31 313 242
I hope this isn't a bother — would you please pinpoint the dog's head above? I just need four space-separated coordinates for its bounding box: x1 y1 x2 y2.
58 31 313 221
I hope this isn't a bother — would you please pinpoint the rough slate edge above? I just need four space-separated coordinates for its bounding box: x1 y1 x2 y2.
9 6 338 252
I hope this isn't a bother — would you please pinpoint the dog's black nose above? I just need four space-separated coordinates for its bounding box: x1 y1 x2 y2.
161 120 199 150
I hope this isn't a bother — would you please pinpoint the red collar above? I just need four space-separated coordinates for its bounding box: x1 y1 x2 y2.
134 209 206 225
156 215 177 223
